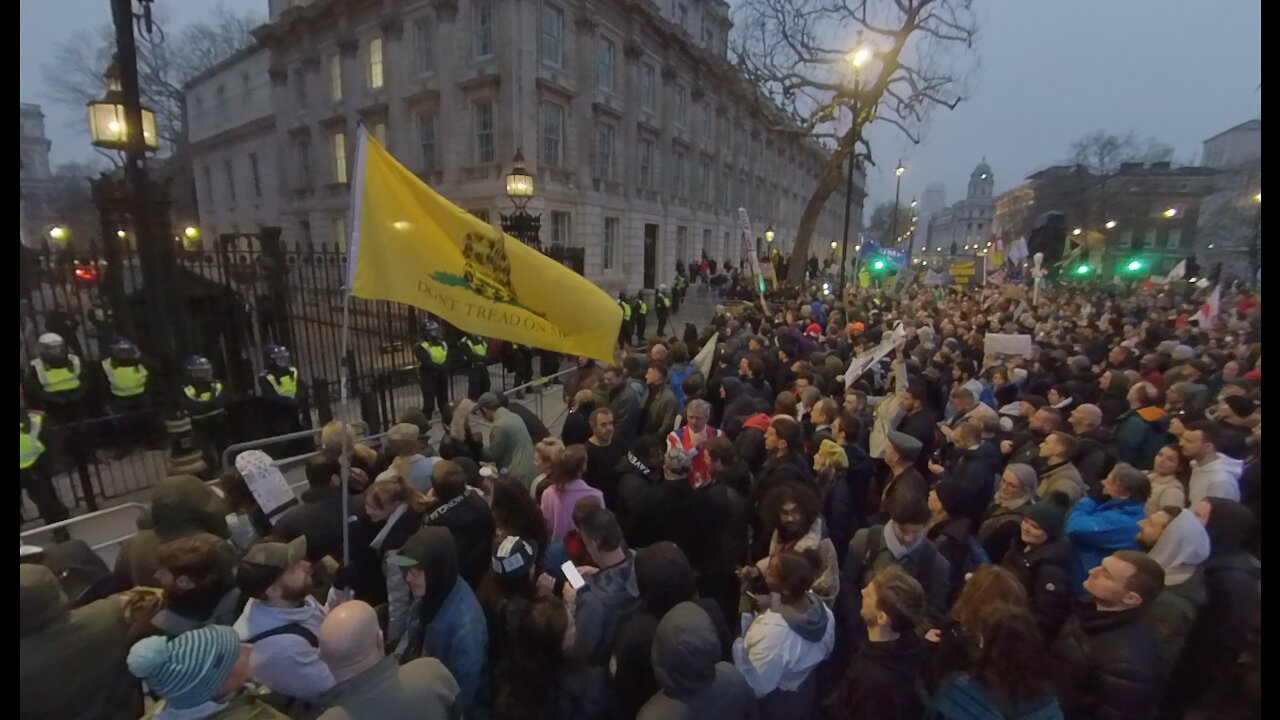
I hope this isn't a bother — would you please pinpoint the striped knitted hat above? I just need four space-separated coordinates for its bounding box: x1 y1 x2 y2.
127 625 242 709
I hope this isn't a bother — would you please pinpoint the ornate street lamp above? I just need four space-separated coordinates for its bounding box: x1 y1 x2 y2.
505 149 535 210
500 149 542 250
87 60 159 153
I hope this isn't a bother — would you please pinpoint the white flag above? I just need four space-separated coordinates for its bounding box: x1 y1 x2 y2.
692 336 717 377
1166 259 1187 282
1194 286 1220 326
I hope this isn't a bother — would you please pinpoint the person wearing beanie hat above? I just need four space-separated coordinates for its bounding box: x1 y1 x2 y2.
128 625 284 719
925 480 982 604
1000 493 1074 639
977 463 1038 564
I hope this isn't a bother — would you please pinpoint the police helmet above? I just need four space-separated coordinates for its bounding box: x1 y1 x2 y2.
111 338 140 360
37 333 66 358
420 319 441 336
658 283 668 292
185 355 213 380
264 344 291 366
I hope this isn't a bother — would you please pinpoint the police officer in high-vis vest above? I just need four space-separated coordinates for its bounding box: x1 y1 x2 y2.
458 333 491 400
100 338 155 457
23 333 89 424
182 355 229 470
258 344 307 440
655 283 672 337
631 292 649 344
617 292 633 349
413 319 452 423
20 395 70 536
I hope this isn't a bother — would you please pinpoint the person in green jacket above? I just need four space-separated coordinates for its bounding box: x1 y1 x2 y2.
20 564 146 720
476 392 538 488
129 624 288 720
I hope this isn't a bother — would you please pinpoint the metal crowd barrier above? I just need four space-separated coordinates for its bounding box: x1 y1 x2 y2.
21 366 578 560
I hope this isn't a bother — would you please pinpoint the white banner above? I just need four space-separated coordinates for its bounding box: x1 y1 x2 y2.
844 322 905 388
984 333 1035 358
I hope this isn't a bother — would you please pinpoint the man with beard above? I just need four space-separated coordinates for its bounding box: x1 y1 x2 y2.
1001 405 1064 468
896 383 938 476
151 533 242 636
234 537 350 702
583 407 622 502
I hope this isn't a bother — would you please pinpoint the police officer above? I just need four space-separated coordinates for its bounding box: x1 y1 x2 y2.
458 333 491 400
413 319 452 423
23 333 89 422
617 291 633 349
181 355 230 471
100 338 154 457
505 341 534 398
258 344 307 442
655 283 672 336
672 274 688 313
631 291 648 343
20 395 70 537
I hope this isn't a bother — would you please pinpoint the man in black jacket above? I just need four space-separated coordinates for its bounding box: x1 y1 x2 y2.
1001 404 1062 468
423 461 494 590
1050 550 1165 720
1068 403 1118 494
896 383 938 476
612 435 664 528
755 415 813 501
927 420 1002 524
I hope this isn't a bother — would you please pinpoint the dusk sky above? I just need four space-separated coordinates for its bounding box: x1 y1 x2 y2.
21 0 1261 211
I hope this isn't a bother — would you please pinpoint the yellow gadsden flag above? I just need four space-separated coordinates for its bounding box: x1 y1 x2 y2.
346 128 621 362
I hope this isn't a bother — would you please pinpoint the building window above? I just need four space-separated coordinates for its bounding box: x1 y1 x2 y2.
413 17 432 73
739 176 748 211
367 36 384 89
674 85 687 126
1171 228 1187 248
699 160 711 203
223 158 236 204
594 121 614 179
473 1 494 58
371 122 387 145
248 152 262 198
702 228 711 258
676 226 688 264
292 69 307 106
550 210 571 245
723 230 731 260
720 170 729 210
293 137 311 187
472 99 495 163
540 2 564 66
597 37 615 91
416 111 437 173
638 138 655 188
331 131 348 183
639 63 655 111
603 216 619 270
540 101 564 168
328 55 342 101
671 149 686 198
1115 229 1133 248
202 164 213 205
702 28 714 49
701 103 711 143
332 217 347 249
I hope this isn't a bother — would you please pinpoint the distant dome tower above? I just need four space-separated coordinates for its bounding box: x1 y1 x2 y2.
968 159 993 199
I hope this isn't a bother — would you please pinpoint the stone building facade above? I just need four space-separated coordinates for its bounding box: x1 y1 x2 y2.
187 0 857 292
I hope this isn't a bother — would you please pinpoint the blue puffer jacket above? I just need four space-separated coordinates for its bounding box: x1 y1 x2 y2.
928 674 1064 720
1065 497 1145 589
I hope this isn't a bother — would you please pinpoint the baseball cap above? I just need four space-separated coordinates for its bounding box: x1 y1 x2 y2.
491 535 536 577
241 536 307 571
386 423 420 444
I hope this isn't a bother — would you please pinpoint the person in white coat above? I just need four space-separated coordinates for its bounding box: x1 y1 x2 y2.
1179 421 1243 503
733 547 835 720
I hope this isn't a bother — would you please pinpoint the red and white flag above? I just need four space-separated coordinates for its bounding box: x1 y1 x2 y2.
1194 285 1220 326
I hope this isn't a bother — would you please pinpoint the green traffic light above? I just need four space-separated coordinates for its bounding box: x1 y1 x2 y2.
873 260 885 270
1126 259 1143 272
1075 264 1091 275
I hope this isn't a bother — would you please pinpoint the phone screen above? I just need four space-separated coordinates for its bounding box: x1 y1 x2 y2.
561 561 586 590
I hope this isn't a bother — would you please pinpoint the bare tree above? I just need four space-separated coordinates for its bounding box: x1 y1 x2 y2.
40 6 259 153
734 0 978 285
1067 130 1174 175
864 201 915 243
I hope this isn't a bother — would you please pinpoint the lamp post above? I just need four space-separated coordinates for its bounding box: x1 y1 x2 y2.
890 159 905 246
500 149 542 250
838 43 871 301
91 0 202 476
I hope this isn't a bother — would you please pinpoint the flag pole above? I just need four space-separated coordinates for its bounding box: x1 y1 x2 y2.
337 125 370 566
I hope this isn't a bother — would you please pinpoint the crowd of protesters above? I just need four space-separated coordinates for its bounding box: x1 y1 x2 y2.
19 274 1260 720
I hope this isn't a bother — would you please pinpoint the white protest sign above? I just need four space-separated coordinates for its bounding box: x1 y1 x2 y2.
737 206 766 302
844 322 906 387
235 449 297 523
984 333 1035 359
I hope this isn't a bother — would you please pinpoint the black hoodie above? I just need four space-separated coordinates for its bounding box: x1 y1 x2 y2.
614 450 661 528
827 633 925 720
638 602 754 720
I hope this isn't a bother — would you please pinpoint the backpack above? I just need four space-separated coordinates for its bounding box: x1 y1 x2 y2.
854 525 940 602
247 622 319 648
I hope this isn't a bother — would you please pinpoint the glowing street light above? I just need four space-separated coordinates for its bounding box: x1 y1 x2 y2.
1104 220 1117 230
182 226 201 241
1162 207 1180 218
848 46 872 70
895 162 905 178
1071 227 1083 236
116 229 128 239
830 240 838 249
1253 192 1261 204
764 227 775 243
47 225 70 244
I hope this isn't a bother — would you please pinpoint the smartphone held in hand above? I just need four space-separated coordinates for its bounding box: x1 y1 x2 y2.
561 561 586 590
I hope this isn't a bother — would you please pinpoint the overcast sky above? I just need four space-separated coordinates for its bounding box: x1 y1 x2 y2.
22 0 1261 209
